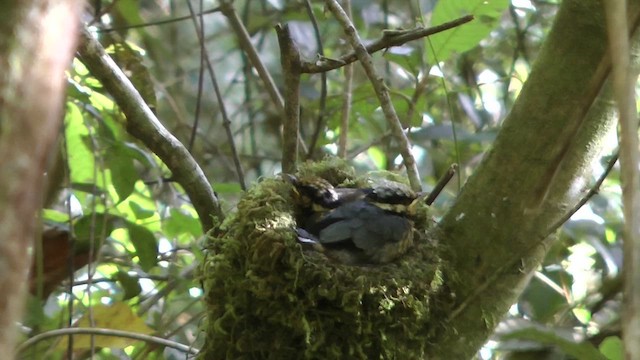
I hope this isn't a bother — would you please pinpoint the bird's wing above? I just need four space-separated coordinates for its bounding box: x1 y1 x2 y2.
310 200 364 232
318 219 355 244
351 213 411 250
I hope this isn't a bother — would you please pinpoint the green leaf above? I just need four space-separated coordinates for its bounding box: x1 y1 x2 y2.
126 222 158 272
427 0 509 62
70 182 106 195
67 77 91 103
367 147 387 169
105 142 138 203
74 213 119 245
129 201 156 220
384 46 421 77
214 182 244 195
164 208 202 238
42 209 70 223
114 271 142 300
65 102 96 185
519 270 571 322
503 327 607 360
599 336 623 360
113 0 144 24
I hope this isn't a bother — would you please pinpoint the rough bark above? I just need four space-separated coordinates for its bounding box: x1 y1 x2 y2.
433 1 640 358
0 0 81 355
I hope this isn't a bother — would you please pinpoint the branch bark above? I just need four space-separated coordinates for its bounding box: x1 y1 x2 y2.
434 1 640 357
603 1 640 358
77 28 223 233
276 24 302 174
325 0 422 191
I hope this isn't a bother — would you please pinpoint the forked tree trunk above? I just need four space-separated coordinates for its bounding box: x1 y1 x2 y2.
433 1 640 357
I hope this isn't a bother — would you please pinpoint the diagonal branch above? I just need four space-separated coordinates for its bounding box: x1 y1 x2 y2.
300 15 474 74
77 28 223 232
186 0 246 191
325 0 421 191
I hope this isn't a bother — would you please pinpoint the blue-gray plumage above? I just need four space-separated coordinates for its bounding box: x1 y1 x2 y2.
313 200 414 264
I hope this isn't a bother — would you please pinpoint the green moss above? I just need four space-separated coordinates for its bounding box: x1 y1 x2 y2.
200 160 444 359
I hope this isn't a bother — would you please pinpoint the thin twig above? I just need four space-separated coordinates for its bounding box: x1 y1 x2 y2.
97 6 222 32
241 0 261 178
427 40 462 191
604 0 640 357
187 1 247 190
276 24 302 173
338 0 354 159
16 328 198 355
219 1 283 114
405 74 430 128
77 28 223 232
449 151 619 322
300 15 474 74
543 152 618 238
347 130 393 159
219 1 309 155
188 0 206 153
425 164 457 205
305 0 329 159
325 0 422 191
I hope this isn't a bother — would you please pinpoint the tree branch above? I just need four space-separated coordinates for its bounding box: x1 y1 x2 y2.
325 0 421 191
77 28 223 232
275 24 302 173
338 0 354 159
435 1 640 357
300 15 474 74
219 1 309 157
186 1 247 191
604 0 640 357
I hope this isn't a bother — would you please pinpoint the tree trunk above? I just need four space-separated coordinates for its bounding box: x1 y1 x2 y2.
0 0 81 356
433 1 640 358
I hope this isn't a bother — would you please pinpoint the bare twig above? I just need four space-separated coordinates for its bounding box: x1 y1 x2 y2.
425 164 457 205
304 0 329 159
325 0 422 191
219 1 284 115
219 1 309 156
17 328 198 355
347 130 393 159
240 1 261 178
77 28 223 232
405 74 430 128
543 152 618 238
338 0 354 159
187 1 247 191
97 6 222 32
604 1 640 358
187 0 206 154
447 151 619 323
300 15 474 74
276 24 302 173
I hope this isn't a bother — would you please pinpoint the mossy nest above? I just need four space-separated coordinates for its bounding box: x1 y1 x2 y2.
200 159 444 359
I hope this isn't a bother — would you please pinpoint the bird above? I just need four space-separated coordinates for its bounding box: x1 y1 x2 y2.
362 179 423 215
282 174 365 212
309 199 415 264
284 174 422 265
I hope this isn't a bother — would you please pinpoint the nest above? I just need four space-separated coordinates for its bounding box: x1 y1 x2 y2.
200 159 444 359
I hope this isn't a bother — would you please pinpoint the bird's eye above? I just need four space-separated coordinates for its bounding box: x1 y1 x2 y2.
323 190 338 203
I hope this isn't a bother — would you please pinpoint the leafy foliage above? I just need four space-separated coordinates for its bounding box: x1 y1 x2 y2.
22 0 625 359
